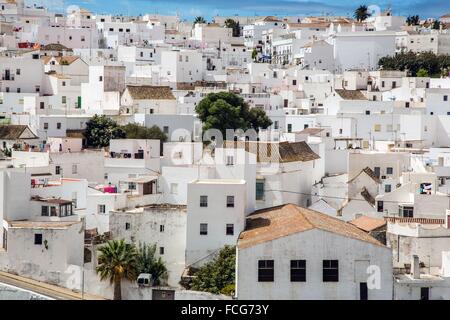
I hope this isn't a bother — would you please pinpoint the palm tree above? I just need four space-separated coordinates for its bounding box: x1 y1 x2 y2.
406 15 420 26
432 20 440 30
354 5 371 22
96 239 138 300
193 16 206 26
136 243 168 286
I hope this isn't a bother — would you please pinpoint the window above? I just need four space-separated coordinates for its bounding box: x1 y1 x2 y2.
385 184 391 193
49 206 56 216
374 167 381 178
401 206 414 218
444 95 448 102
381 81 385 88
339 128 343 134
81 36 85 42
387 167 393 175
290 260 306 282
258 260 274 282
287 124 292 133
323 260 339 282
160 225 165 232
226 155 234 165
41 206 49 216
256 180 265 200
170 183 178 194
200 223 208 235
99 76 103 82
163 126 169 134
62 96 66 104
34 234 43 245
292 80 297 85
57 122 61 129
200 195 208 207
159 247 164 255
360 282 368 300
44 123 48 130
374 124 381 132
226 224 234 235
72 164 77 174
16 69 20 75
377 201 384 213
125 222 131 230
98 204 106 214
55 165 61 175
227 196 234 208
420 287 429 300
392 81 397 88
40 102 45 109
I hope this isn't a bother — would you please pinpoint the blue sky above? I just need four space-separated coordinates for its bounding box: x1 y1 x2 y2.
32 0 450 20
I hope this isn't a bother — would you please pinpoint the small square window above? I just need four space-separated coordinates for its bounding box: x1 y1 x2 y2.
386 167 393 175
41 206 49 216
98 204 106 214
385 184 392 193
291 260 306 282
200 223 208 235
258 260 274 282
226 196 234 208
200 195 208 207
226 224 234 235
34 234 43 245
323 260 339 282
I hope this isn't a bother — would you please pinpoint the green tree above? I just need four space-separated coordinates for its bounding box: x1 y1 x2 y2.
406 15 420 26
85 115 125 148
193 16 206 26
378 51 450 77
432 20 441 30
195 92 272 139
122 123 167 141
252 48 258 61
96 239 138 300
224 19 240 37
354 5 371 22
136 243 169 286
416 68 429 77
190 246 236 295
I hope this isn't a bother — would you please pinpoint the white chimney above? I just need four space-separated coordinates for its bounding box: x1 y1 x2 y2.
411 255 420 279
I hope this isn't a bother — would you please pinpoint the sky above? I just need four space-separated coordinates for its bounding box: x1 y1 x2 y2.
31 0 450 20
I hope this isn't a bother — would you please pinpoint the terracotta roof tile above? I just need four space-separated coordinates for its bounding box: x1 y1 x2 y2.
238 204 384 249
0 125 37 140
350 215 386 232
224 141 320 163
335 89 367 100
126 85 176 100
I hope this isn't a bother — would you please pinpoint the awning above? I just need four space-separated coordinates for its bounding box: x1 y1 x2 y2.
120 176 158 184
